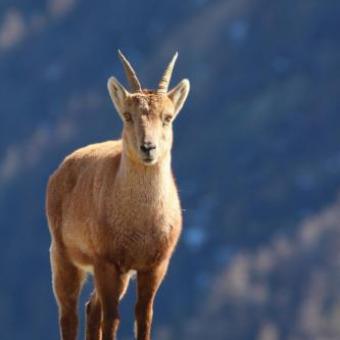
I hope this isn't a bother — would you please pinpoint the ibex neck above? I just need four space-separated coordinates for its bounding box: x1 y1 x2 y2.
115 152 173 204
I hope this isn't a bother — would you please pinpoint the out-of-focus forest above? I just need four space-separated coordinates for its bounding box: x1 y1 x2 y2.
1 0 340 339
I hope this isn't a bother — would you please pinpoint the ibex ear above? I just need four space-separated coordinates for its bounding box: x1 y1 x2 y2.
168 79 190 116
107 77 129 118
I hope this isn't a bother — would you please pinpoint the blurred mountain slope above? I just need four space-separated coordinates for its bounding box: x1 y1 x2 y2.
185 196 340 340
0 0 340 339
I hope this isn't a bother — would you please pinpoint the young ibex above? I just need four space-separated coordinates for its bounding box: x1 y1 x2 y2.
46 51 190 340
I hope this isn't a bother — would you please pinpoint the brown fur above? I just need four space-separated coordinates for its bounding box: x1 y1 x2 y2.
46 56 190 340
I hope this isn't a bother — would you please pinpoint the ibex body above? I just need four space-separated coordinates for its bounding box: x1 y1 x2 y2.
46 51 190 340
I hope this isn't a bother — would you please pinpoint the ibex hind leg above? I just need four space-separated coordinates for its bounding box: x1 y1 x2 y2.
50 244 86 340
85 290 102 340
85 269 131 340
93 263 132 340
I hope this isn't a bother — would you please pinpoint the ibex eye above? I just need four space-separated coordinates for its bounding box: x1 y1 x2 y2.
123 112 132 122
163 115 173 125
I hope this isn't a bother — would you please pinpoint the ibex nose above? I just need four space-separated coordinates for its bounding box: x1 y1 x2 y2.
140 142 156 156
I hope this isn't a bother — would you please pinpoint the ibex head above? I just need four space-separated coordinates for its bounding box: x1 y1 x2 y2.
108 50 190 165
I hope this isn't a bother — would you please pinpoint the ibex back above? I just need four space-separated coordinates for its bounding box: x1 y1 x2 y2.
46 51 190 340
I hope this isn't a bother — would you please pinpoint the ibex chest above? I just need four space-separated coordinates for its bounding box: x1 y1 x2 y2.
102 199 181 271
92 166 182 270
110 198 179 242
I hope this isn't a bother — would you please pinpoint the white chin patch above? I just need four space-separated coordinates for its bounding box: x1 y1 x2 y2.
143 158 157 165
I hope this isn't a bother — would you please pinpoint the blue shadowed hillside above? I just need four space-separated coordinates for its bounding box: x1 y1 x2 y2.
1 0 340 339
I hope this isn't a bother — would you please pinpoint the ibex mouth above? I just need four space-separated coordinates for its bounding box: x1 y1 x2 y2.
142 157 156 165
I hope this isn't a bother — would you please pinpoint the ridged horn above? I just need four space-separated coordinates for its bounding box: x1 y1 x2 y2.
158 52 178 93
118 50 142 92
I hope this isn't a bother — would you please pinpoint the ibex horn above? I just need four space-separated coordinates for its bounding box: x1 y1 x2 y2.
158 52 178 93
118 50 142 92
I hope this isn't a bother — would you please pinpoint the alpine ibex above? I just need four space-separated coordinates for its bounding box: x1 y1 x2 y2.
46 50 190 340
